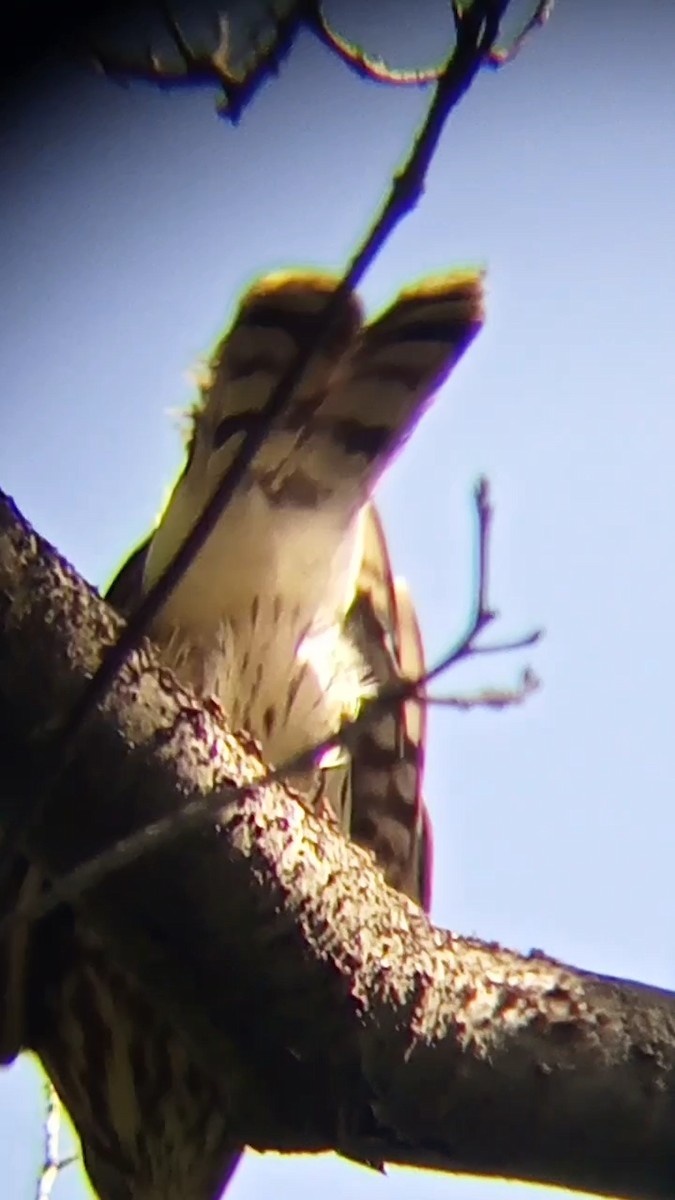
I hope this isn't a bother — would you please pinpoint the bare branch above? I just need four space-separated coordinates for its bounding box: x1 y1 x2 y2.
428 666 540 712
92 3 308 125
1 493 675 1198
91 1 554 110
488 0 555 67
306 4 445 87
35 1080 78 1200
420 477 541 691
312 0 552 86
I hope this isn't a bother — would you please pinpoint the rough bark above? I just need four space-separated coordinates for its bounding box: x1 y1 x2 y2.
0 488 674 1199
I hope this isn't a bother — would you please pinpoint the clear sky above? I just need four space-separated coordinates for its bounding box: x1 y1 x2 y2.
2 0 675 1197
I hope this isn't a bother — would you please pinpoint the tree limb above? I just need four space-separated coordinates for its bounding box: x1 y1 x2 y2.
1 492 675 1197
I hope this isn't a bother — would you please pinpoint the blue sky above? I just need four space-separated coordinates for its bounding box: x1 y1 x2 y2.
2 0 675 1196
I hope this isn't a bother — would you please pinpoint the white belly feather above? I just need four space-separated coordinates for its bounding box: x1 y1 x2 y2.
144 484 372 768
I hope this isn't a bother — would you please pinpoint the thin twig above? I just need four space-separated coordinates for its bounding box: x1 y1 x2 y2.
35 1080 78 1200
92 1 554 115
311 0 553 86
159 0 199 65
475 475 494 623
487 0 554 67
317 0 555 86
427 667 540 712
5 479 541 930
306 4 444 87
92 2 307 124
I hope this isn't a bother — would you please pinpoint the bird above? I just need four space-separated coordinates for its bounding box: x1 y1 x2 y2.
0 267 484 1198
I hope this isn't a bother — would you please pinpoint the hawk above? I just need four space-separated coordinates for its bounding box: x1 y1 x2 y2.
0 268 484 1198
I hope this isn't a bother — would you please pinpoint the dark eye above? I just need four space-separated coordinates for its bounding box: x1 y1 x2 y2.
213 411 261 449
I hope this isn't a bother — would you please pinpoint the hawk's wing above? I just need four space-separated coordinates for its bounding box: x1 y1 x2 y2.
346 504 431 910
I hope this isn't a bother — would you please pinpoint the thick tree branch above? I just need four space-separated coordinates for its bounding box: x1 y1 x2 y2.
1 490 675 1198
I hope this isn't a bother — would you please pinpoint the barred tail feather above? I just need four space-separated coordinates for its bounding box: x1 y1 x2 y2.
302 270 485 503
